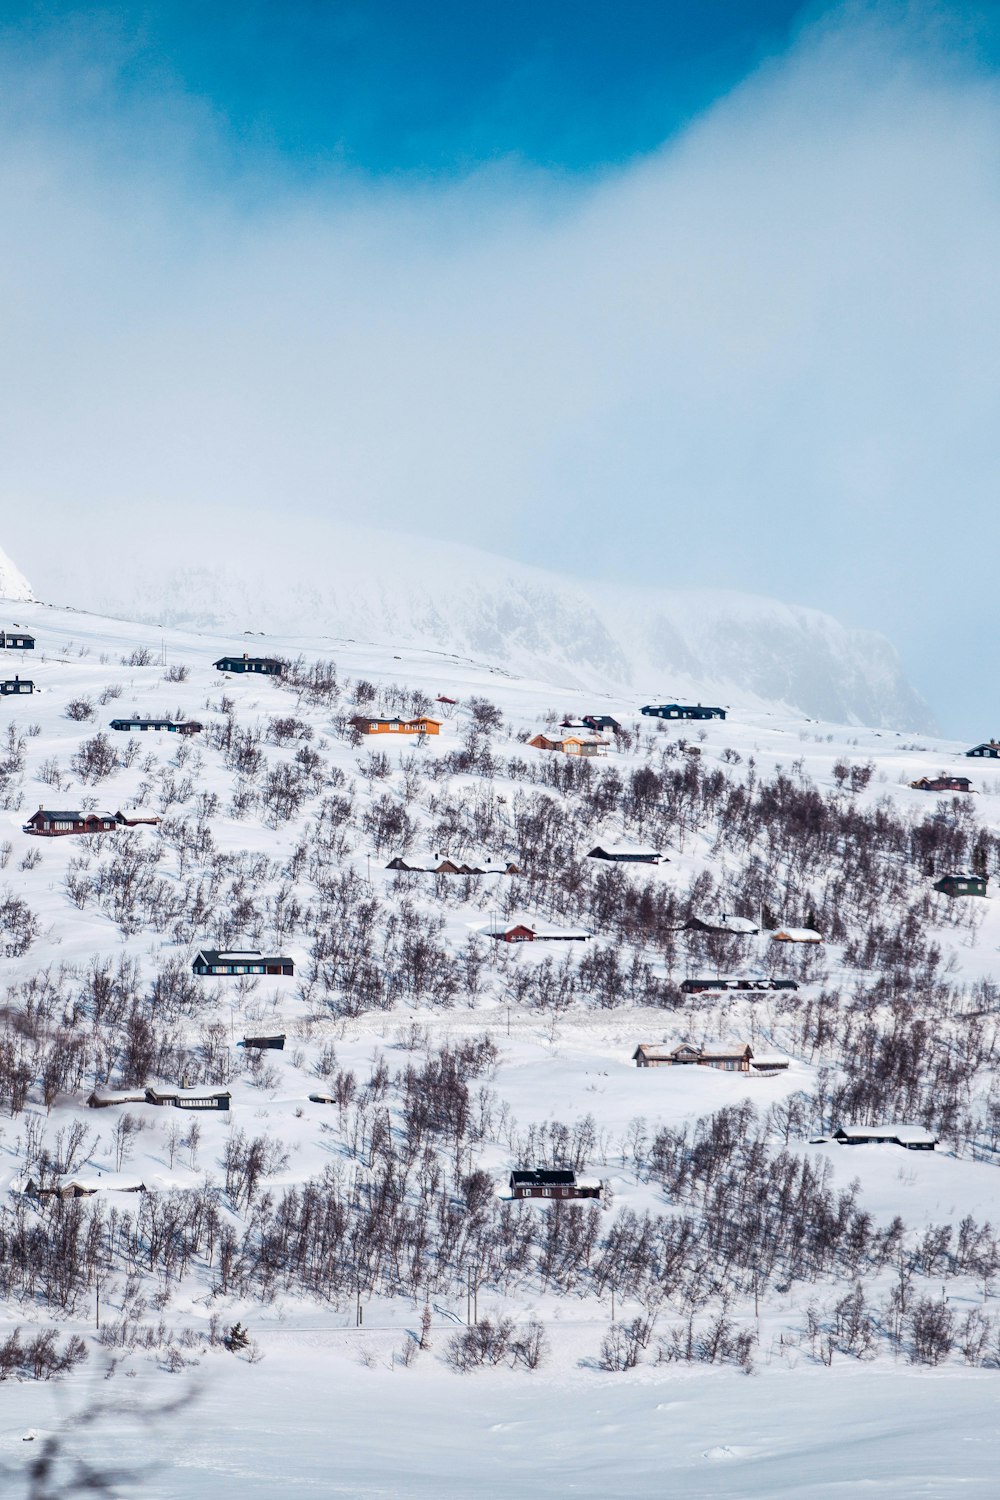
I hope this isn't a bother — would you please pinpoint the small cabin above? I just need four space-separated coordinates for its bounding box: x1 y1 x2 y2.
25 1175 146 1199
214 653 284 676
582 714 621 733
110 717 203 735
641 703 726 721
241 1034 286 1051
0 676 33 695
831 1124 937 1151
934 872 988 898
353 716 442 736
487 921 591 943
145 1086 230 1111
508 1168 601 1201
588 844 663 864
23 808 118 837
436 695 458 705
193 949 294 976
910 776 972 793
679 976 797 994
771 927 823 944
0 630 34 650
632 1042 753 1072
966 741 1000 759
683 914 759 935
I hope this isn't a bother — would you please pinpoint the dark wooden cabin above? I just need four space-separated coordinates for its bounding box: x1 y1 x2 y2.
110 717 203 735
933 872 988 898
145 1086 231 1111
641 703 726 721
582 714 622 733
508 1168 601 1201
587 844 663 864
193 949 294 976
910 776 972 793
966 741 1000 758
241 1034 286 1051
0 676 33 695
23 808 118 837
214 653 285 676
0 630 34 649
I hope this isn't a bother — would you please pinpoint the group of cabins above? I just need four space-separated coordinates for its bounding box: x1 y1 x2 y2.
88 1085 231 1112
387 853 521 875
23 808 160 836
679 976 798 994
529 730 608 757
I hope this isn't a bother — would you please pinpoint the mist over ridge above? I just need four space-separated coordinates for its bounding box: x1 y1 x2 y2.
22 523 932 731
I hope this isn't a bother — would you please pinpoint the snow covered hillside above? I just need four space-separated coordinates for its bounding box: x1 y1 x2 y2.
26 522 933 729
0 595 996 1498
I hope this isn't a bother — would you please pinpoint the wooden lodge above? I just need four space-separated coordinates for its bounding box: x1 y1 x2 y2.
0 675 33 696
193 949 294 977
910 775 972 793
641 703 726 721
934 872 988 898
771 927 823 944
386 852 521 875
353 716 442 736
24 808 118 837
487 920 591 943
683 913 759 935
508 1168 602 1201
680 976 798 993
830 1124 937 1151
0 629 34 650
632 1042 754 1072
241 1034 286 1051
23 808 161 836
110 716 203 735
966 741 1000 758
588 844 664 864
214 653 285 676
528 731 608 757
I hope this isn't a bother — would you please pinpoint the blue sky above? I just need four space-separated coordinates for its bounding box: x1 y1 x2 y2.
2 2 1000 732
4 1 819 175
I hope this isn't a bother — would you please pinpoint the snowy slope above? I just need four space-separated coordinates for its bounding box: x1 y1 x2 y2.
24 521 932 729
0 594 995 1499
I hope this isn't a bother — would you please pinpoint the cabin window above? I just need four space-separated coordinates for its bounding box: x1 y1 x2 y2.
542 1188 553 1197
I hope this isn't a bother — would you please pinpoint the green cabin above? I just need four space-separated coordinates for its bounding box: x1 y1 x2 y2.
933 872 988 898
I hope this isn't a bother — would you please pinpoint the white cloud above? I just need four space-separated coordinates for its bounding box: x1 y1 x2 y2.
0 4 997 728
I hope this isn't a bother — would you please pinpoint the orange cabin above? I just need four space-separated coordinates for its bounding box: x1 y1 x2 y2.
356 716 442 736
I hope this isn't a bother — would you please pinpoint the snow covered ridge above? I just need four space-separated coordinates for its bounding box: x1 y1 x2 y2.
0 597 997 1493
26 522 933 729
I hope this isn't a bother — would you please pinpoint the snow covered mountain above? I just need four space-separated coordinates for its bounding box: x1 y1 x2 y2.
20 524 931 729
0 543 35 604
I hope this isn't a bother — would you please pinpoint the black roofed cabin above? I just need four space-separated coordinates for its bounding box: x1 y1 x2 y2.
23 808 118 836
214 653 284 676
641 703 726 720
588 844 663 864
933 872 988 898
509 1168 602 1201
193 948 294 976
110 717 203 734
582 714 622 732
144 1086 230 1111
967 741 1000 758
0 630 34 649
910 775 972 792
680 976 797 993
831 1124 937 1150
241 1034 286 1050
0 676 33 695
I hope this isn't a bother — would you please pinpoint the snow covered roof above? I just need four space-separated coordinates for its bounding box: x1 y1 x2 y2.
771 927 823 943
835 1123 937 1145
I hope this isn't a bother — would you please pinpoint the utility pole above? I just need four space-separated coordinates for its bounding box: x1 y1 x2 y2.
96 1281 100 1332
